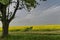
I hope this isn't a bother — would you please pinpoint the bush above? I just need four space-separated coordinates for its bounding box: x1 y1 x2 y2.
23 27 33 31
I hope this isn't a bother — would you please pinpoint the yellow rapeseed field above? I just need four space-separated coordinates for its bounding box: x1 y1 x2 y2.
0 25 60 31
32 25 60 31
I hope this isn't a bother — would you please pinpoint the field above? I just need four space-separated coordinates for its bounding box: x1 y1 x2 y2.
9 25 60 31
0 32 60 40
0 25 60 40
0 25 60 31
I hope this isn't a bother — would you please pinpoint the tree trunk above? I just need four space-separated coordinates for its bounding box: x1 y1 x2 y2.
0 5 10 38
2 21 9 38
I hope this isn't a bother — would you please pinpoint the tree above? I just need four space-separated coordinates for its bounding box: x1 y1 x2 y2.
0 0 46 38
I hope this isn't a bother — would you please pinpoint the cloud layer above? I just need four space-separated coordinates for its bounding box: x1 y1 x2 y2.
10 5 60 26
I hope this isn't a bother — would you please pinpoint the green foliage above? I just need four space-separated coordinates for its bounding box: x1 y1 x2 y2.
0 0 9 5
1 33 60 40
21 0 46 11
23 0 37 11
24 0 37 7
0 0 46 10
23 27 33 31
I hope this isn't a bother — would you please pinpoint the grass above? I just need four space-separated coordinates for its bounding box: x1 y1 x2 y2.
0 32 60 40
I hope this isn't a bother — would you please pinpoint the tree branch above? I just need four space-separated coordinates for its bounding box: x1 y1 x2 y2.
9 0 19 22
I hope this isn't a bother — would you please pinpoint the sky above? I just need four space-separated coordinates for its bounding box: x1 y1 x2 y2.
0 0 60 26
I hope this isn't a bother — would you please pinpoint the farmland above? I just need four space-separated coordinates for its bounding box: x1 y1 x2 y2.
0 25 60 40
0 25 60 31
8 25 60 31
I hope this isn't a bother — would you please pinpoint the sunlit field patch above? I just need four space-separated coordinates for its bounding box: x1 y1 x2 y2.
32 25 60 31
0 25 60 31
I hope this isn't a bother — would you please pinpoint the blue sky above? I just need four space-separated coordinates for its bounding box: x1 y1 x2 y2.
0 0 60 26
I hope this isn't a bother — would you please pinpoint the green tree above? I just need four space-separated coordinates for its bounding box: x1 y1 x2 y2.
0 0 46 38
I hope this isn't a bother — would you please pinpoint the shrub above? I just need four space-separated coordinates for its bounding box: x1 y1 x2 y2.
23 27 33 31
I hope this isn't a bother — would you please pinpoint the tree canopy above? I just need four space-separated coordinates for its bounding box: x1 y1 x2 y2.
0 0 9 5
